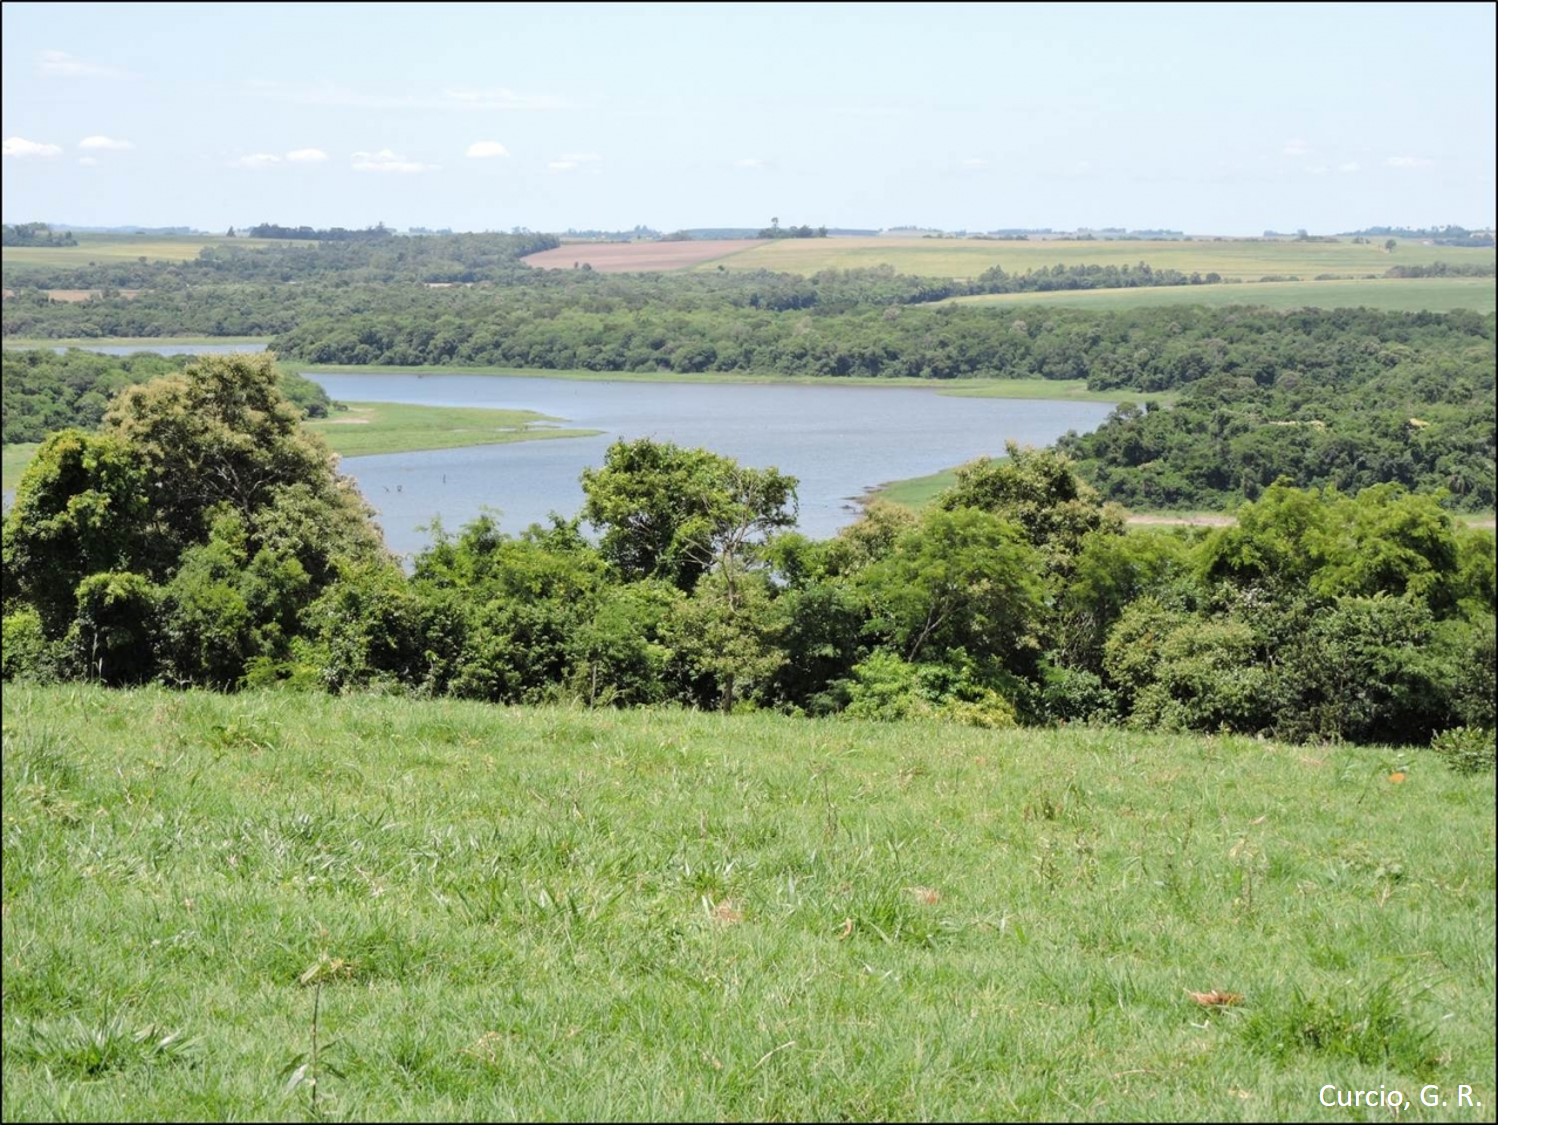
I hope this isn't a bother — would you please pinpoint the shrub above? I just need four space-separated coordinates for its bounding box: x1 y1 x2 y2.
1431 726 1496 774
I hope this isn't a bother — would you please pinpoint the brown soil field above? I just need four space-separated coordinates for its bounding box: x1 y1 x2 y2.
521 240 766 273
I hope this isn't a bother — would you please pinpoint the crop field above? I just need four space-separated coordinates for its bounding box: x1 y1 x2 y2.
695 236 1496 282
1 685 1495 1122
936 276 1496 315
311 402 598 458
0 234 295 268
521 240 768 273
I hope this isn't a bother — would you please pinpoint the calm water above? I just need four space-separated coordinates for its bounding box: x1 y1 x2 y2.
312 373 1113 556
45 342 269 356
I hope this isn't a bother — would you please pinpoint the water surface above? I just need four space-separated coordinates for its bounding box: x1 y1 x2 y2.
313 373 1112 556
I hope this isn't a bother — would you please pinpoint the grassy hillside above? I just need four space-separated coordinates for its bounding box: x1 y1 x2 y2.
2 685 1495 1122
934 276 1497 315
698 236 1496 281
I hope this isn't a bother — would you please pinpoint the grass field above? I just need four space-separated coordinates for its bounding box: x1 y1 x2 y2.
0 404 596 491
0 684 1495 1122
696 236 1496 283
2 443 39 491
1 234 296 268
935 276 1496 315
312 402 598 458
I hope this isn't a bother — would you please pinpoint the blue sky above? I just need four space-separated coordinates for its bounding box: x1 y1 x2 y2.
1 2 1497 234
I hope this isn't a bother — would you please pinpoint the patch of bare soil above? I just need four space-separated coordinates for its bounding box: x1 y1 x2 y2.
521 240 765 273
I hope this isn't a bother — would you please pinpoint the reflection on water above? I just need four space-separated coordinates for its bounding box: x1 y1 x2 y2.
314 373 1113 558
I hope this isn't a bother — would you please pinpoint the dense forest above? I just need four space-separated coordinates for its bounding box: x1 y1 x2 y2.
1 232 1497 512
1 355 1495 752
1 349 330 444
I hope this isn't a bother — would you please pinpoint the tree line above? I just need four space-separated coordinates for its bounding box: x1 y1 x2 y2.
2 355 1495 751
2 223 76 247
1 348 330 444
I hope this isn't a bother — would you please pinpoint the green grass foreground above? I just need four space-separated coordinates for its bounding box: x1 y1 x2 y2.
1 685 1495 1122
311 402 598 458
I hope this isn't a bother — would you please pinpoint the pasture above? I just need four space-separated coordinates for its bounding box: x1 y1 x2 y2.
937 276 1497 315
696 236 1496 282
312 402 598 458
1 684 1495 1122
1 234 296 268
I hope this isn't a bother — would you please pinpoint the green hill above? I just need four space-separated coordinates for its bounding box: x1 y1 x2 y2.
1 684 1496 1122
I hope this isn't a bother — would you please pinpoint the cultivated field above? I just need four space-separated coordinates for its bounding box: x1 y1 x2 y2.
937 276 1496 315
694 236 1497 282
1 685 1495 1122
521 240 768 273
1 234 297 268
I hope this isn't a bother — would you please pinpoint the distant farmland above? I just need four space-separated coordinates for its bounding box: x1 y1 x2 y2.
934 275 1496 314
521 239 767 273
693 236 1496 282
0 233 301 267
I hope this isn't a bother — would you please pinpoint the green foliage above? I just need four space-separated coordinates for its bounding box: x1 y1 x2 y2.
1431 726 1497 774
857 507 1046 666
1273 595 1456 744
580 438 796 591
68 572 161 685
1 348 330 444
937 443 1122 573
1 606 64 682
1103 601 1276 734
839 649 1021 728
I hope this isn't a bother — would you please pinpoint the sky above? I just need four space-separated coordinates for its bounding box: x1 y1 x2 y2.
1 2 1499 235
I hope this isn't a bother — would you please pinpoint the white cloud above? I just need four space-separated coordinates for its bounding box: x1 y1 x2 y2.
961 157 988 169
1338 161 1360 173
78 156 99 167
38 50 135 79
78 135 134 151
232 153 283 169
444 87 567 111
285 148 328 163
734 157 767 169
2 137 64 159
1386 155 1433 168
352 148 435 174
1305 164 1329 176
1282 139 1310 157
548 152 600 173
466 140 510 159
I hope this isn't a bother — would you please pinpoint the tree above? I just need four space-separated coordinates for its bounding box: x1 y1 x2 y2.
858 506 1045 665
580 439 797 592
938 442 1123 573
2 353 388 684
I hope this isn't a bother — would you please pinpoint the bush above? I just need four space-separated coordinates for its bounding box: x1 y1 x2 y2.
1431 726 1496 774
